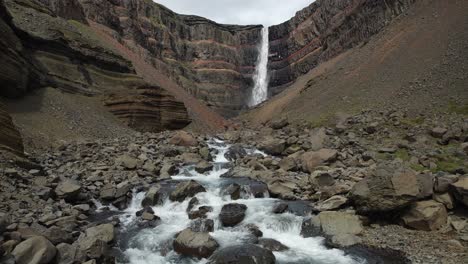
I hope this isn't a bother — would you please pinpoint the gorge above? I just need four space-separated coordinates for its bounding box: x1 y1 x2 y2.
0 0 467 264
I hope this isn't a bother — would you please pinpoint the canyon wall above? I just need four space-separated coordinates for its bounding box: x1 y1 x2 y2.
77 0 262 117
268 0 416 95
0 0 190 136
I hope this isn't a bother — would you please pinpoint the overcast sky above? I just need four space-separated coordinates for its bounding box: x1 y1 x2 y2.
154 0 314 26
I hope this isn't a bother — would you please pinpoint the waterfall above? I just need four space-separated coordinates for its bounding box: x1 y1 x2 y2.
249 27 269 107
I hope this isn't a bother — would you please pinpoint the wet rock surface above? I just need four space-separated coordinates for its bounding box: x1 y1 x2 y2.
219 203 247 227
208 244 276 264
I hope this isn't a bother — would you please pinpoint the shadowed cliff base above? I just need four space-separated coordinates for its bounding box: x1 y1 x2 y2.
242 0 468 126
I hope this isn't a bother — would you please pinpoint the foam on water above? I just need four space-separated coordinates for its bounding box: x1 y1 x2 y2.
117 139 364 264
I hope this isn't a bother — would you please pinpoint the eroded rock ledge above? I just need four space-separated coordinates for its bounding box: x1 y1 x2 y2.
0 0 191 137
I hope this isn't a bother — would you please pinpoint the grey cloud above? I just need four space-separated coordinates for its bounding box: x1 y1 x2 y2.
154 0 314 26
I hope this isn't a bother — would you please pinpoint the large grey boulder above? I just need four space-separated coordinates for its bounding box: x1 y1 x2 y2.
12 236 57 264
208 244 275 264
169 131 198 147
301 211 363 247
173 228 219 259
401 200 447 231
450 176 468 207
224 144 247 161
0 212 10 235
55 243 85 264
116 154 139 169
55 179 81 202
300 149 338 173
170 180 206 202
349 162 428 214
219 203 247 227
258 238 288 252
259 137 286 156
141 185 164 207
77 224 114 259
315 195 348 211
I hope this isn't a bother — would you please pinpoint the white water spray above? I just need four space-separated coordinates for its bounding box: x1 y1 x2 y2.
116 140 363 264
249 26 269 107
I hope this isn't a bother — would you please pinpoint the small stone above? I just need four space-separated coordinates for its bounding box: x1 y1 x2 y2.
430 127 447 138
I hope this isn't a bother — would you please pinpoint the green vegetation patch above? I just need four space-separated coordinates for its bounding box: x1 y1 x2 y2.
395 149 410 161
448 102 468 116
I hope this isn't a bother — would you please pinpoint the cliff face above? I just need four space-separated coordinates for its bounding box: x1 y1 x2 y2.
77 0 262 117
0 0 190 134
268 0 415 95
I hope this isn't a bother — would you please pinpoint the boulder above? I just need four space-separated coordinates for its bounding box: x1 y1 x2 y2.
12 236 57 264
270 118 288 129
199 147 213 161
433 193 454 210
195 161 213 174
365 122 379 134
309 172 335 187
273 203 288 214
179 153 202 165
300 149 338 173
349 162 425 214
219 203 247 227
170 180 206 202
245 224 263 238
430 127 447 138
434 175 459 193
259 137 286 156
0 212 10 235
258 238 288 252
450 176 468 207
401 200 447 231
315 195 348 211
77 224 114 259
2 240 19 255
222 183 241 200
99 184 116 201
208 244 275 264
55 243 85 264
169 131 198 147
224 145 247 161
41 226 73 245
141 185 164 206
173 229 219 259
116 155 139 169
267 180 296 200
301 211 363 247
160 162 179 178
279 156 298 171
55 180 81 202
188 206 213 220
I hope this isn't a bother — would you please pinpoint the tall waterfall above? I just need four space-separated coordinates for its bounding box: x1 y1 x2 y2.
249 27 269 107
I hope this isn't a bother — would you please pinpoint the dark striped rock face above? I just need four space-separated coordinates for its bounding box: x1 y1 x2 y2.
268 0 415 95
78 0 262 117
0 103 23 155
0 0 190 133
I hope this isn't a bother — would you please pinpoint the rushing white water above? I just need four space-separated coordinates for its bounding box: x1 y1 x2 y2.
249 26 270 107
116 140 364 264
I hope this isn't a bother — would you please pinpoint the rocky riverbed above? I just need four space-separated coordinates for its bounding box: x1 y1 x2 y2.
0 110 467 263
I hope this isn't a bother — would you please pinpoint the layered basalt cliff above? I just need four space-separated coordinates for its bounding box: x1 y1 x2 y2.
77 0 262 117
0 0 190 134
268 0 415 95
